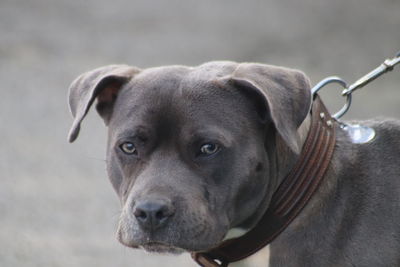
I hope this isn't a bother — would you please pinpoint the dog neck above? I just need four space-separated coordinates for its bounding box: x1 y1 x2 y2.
222 113 312 242
192 95 337 267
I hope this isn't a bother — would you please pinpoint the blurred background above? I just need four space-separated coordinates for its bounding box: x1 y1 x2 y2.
1 0 399 266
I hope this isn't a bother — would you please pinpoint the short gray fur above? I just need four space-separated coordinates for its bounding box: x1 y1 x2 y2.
68 61 400 266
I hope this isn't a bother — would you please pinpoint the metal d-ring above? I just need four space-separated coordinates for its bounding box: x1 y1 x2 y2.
311 76 352 119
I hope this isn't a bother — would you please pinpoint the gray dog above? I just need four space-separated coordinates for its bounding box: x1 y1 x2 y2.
68 61 400 266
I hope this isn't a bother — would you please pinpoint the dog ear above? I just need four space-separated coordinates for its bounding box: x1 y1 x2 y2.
68 65 140 143
228 63 312 154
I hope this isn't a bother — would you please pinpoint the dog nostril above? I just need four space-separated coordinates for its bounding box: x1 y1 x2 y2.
133 200 174 230
134 209 147 220
155 210 167 221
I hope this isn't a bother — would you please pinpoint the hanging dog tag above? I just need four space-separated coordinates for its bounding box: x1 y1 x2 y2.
341 124 376 144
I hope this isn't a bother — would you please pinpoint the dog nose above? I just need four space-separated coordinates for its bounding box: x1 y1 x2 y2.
133 200 175 231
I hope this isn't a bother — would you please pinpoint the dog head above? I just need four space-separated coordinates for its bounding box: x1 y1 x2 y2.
68 61 311 253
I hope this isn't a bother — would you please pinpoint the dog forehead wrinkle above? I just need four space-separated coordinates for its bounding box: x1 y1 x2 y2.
110 83 187 138
116 92 236 145
177 79 262 134
113 63 245 133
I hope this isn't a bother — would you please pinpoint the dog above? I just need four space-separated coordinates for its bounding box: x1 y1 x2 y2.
68 61 400 266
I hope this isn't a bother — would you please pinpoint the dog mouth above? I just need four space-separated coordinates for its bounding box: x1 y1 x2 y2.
140 241 185 254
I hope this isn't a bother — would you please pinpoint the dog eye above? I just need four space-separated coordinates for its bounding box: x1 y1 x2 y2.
120 142 137 155
199 143 220 156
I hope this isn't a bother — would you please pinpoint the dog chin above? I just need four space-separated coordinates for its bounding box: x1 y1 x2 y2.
140 242 186 254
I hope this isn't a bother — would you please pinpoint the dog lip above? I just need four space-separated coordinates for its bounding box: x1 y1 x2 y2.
143 241 173 249
145 241 168 246
141 241 185 254
120 241 140 249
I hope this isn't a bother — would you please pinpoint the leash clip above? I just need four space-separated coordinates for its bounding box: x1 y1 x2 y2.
312 51 400 120
311 76 351 120
309 51 400 144
311 76 376 144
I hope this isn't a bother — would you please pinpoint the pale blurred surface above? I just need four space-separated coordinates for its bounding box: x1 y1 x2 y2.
1 0 399 266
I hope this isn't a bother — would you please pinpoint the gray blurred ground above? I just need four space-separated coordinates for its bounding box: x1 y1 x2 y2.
1 0 399 266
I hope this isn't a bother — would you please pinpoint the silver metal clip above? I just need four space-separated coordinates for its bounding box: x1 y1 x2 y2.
311 76 352 120
312 51 400 120
310 52 400 144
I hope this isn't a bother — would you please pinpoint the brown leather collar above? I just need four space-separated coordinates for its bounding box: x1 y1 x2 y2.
192 94 337 267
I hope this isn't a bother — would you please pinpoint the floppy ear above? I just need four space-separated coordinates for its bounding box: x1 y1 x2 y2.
228 63 312 154
68 65 140 143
